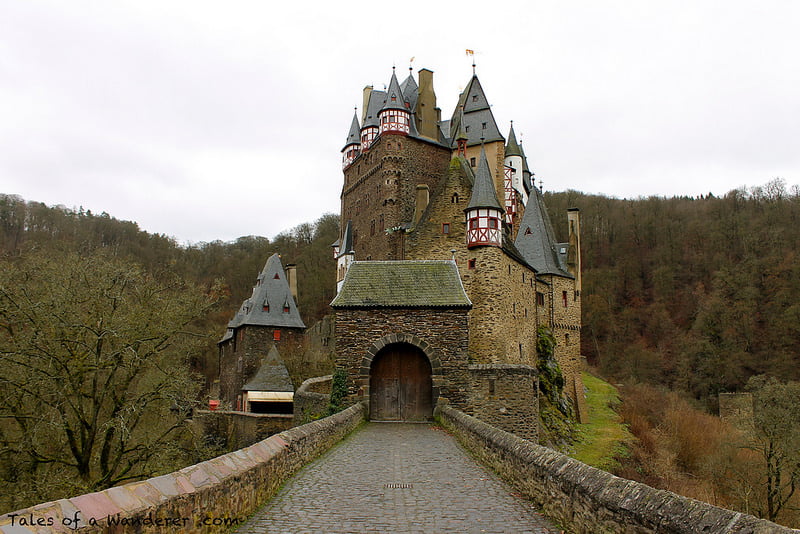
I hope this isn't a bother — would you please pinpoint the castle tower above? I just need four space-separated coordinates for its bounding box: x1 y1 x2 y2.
378 69 411 135
360 86 382 150
342 112 361 169
465 146 504 249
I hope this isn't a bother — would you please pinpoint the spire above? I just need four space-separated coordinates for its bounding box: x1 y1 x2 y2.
505 122 522 157
382 68 408 112
466 144 504 212
343 110 360 148
450 74 503 146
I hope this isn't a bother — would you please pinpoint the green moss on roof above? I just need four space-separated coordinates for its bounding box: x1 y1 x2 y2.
330 260 472 308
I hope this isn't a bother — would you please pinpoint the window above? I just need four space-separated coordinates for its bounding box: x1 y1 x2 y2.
442 223 450 234
283 304 290 313
536 292 545 305
262 302 269 312
468 259 476 269
472 95 478 102
273 330 281 341
562 291 568 308
482 122 487 129
451 193 459 203
273 273 280 279
470 157 476 167
489 218 498 229
370 220 375 236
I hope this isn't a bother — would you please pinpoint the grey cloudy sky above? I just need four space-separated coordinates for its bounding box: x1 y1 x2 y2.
2 1 798 244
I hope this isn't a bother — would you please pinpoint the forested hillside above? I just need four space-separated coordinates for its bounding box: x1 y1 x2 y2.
546 178 800 409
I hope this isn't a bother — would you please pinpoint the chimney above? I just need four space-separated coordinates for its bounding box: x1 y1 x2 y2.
285 264 298 304
566 208 581 293
416 69 438 139
414 184 430 225
362 86 373 123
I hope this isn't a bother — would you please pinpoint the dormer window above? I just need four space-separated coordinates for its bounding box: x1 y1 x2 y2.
472 95 478 102
273 273 280 279
283 303 290 313
391 93 397 102
263 302 269 312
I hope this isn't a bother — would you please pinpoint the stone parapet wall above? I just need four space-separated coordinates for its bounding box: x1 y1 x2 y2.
436 405 796 534
0 403 366 534
467 364 538 441
195 410 294 451
294 375 332 424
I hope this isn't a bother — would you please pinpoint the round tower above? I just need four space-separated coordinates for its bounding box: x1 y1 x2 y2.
465 145 504 248
378 69 411 135
342 111 361 169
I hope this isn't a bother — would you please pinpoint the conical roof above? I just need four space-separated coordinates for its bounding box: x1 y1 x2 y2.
227 253 305 329
505 124 522 157
337 220 354 258
382 69 408 112
466 146 504 212
400 71 418 111
342 112 360 150
241 345 294 392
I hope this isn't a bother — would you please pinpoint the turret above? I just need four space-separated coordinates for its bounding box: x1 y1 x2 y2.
360 86 381 150
378 69 411 135
504 122 528 205
465 145 504 249
342 111 361 169
336 221 355 293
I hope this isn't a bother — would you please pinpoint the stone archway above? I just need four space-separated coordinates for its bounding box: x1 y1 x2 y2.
369 343 433 422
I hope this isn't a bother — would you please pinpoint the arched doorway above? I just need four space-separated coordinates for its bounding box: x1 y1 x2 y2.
369 343 433 422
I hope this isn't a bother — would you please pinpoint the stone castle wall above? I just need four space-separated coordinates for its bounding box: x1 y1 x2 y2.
218 326 305 408
341 134 451 260
334 308 470 409
467 364 538 441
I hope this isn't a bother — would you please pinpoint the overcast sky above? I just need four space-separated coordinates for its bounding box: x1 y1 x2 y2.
2 1 798 244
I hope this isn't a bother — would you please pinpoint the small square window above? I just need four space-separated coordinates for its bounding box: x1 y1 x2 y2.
273 330 281 341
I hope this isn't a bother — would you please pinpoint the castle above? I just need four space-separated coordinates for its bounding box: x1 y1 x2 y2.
219 66 584 439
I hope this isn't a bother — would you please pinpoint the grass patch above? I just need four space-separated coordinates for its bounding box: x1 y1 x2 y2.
569 371 634 472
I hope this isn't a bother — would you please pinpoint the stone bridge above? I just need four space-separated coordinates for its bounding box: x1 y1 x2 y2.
0 404 795 533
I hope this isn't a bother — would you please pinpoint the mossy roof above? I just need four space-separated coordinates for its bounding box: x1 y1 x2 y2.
330 260 472 308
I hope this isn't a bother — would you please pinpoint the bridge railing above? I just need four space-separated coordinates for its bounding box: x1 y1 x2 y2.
0 402 365 533
436 405 798 534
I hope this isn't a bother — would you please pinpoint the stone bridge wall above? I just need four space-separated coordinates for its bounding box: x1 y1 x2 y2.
436 405 796 534
0 403 366 534
293 375 332 424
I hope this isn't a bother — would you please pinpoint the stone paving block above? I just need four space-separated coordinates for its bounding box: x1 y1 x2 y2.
234 423 559 533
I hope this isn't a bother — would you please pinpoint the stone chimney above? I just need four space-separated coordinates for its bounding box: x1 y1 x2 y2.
362 86 373 123
285 264 298 304
567 208 581 293
416 69 439 139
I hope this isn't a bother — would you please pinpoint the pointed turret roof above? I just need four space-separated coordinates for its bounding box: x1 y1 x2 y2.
242 345 294 392
338 220 354 258
400 71 418 111
505 123 522 157
514 187 572 277
226 253 305 330
466 146 504 212
450 75 503 147
382 69 408 112
342 112 360 150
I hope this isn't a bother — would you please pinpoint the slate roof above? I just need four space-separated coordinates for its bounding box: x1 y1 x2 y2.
449 75 504 147
226 253 306 330
337 220 354 259
514 187 573 278
342 112 360 150
400 71 418 112
382 70 408 112
505 124 522 157
363 90 386 128
466 146 504 211
241 345 294 392
330 260 472 308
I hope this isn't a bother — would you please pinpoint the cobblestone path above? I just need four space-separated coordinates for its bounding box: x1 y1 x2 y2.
235 423 560 533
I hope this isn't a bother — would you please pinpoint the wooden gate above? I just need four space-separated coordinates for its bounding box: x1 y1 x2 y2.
369 343 433 422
